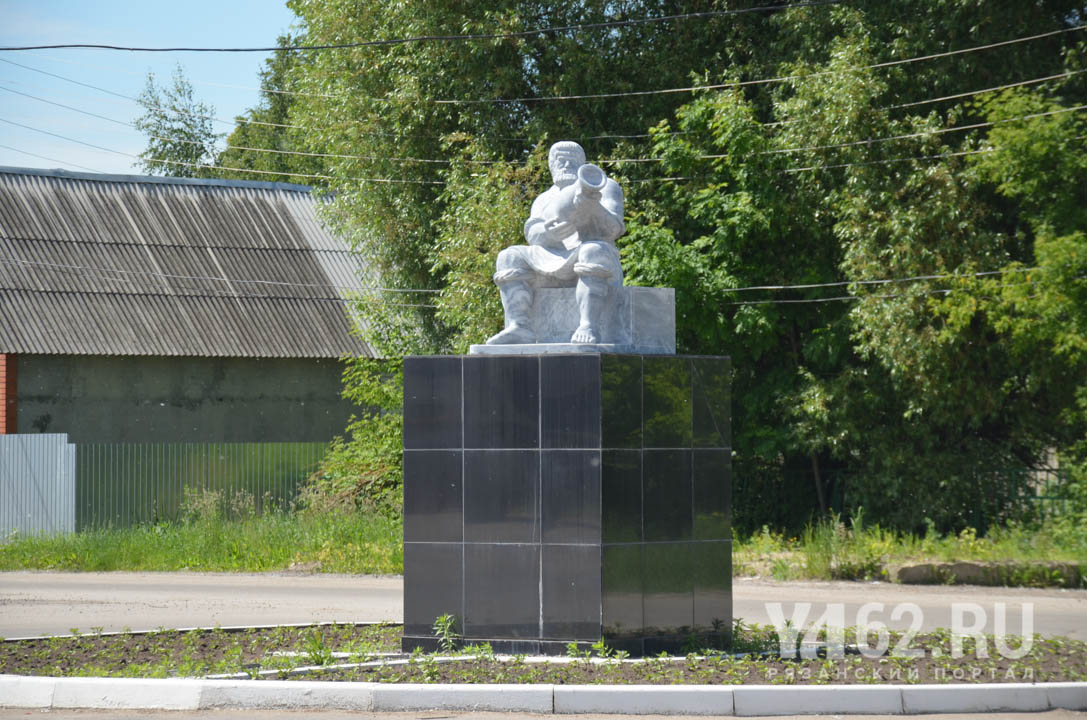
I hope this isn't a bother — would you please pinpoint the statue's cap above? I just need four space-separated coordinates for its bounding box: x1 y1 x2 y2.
549 141 585 162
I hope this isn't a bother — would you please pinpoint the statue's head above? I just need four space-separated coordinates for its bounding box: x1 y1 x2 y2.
548 141 585 188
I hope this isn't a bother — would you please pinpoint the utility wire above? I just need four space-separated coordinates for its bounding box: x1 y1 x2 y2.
423 26 1087 105
8 79 1084 170
0 283 438 308
0 256 440 295
0 1 844 52
727 276 1085 306
0 142 105 173
761 104 1087 156
0 117 444 184
7 101 1080 182
0 114 1066 184
887 69 1085 110
1 254 1045 299
786 145 988 172
5 26 1082 109
722 267 1037 293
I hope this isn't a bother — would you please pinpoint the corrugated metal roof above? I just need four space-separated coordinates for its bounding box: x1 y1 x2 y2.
0 167 375 358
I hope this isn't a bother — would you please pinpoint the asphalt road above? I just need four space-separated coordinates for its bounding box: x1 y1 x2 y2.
1 571 1083 640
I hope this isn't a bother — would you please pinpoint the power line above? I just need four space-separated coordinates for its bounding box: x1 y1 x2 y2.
721 267 1037 294
6 98 1080 184
0 112 1073 186
887 70 1084 110
0 284 438 308
2 254 1045 300
0 117 444 184
0 57 303 131
426 26 1086 105
762 104 1087 156
0 2 844 53
727 276 1085 306
9 78 1084 172
1 57 521 139
0 256 441 295
785 145 988 172
0 85 135 129
6 25 1082 110
0 142 105 173
762 69 1086 127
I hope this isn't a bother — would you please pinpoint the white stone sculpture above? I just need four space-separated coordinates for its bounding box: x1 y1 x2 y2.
472 140 675 355
486 141 624 345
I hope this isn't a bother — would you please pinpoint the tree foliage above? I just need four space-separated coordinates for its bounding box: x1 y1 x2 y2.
216 35 323 183
253 1 1087 530
133 64 221 177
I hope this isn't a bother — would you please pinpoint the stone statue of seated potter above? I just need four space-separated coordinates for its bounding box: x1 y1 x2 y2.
472 140 675 355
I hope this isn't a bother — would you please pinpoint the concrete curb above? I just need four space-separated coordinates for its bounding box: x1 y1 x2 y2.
2 675 1086 714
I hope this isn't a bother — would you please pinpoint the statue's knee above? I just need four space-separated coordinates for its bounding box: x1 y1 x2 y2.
573 242 618 280
494 247 536 285
497 246 532 271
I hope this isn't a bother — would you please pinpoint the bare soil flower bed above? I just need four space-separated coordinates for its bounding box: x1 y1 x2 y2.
1 623 1084 685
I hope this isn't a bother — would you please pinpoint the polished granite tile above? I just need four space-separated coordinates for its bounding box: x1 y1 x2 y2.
463 450 538 543
643 356 692 448
601 355 642 449
403 356 462 449
541 450 601 544
643 450 692 542
692 356 731 449
542 544 602 640
602 544 643 638
643 542 693 636
601 450 642 543
403 450 462 543
693 540 732 634
693 449 731 540
463 356 539 449
541 355 601 449
464 543 541 639
403 542 463 637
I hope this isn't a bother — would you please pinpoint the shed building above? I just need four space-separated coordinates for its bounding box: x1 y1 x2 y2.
0 166 373 444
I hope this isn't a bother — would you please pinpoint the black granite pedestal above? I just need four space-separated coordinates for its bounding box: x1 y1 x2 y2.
401 353 731 655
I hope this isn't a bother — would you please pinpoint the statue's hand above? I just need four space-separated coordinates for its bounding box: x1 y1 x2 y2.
544 218 577 241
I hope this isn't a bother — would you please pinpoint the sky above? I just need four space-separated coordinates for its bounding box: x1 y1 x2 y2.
0 0 298 175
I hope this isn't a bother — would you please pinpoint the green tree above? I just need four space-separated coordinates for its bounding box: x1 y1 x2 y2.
619 7 1085 531
133 64 221 177
279 0 1086 527
217 34 323 183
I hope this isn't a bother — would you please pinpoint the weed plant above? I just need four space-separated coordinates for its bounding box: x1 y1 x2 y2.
735 511 1087 583
0 488 401 574
4 490 1085 583
0 617 1063 686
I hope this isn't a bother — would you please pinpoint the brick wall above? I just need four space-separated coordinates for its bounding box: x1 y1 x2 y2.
0 353 15 434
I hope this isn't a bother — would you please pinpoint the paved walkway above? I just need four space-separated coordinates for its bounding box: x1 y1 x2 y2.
1 571 1083 639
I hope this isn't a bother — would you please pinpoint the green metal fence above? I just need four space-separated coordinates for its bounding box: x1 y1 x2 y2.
969 466 1071 533
74 442 328 530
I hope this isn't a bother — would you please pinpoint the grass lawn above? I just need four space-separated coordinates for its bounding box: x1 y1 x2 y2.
1 508 1084 585
734 513 1087 585
0 510 401 575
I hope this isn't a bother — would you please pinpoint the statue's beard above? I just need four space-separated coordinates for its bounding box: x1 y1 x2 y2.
553 170 577 186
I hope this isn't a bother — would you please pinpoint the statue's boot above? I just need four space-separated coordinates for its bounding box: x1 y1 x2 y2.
571 274 611 343
487 278 536 344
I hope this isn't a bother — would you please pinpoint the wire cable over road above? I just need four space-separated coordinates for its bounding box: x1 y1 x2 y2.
0 1 845 52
